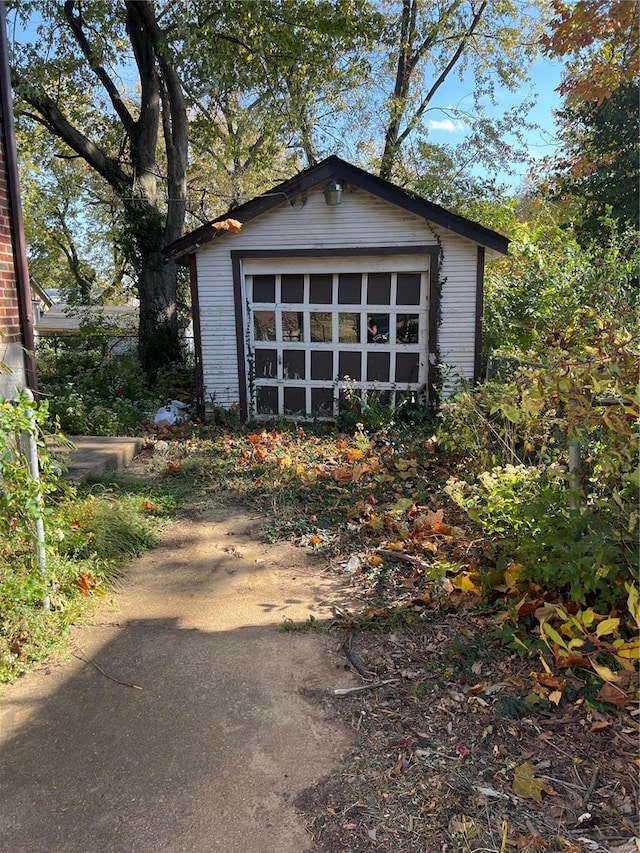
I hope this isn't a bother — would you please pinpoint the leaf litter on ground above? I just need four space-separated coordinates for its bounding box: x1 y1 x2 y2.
135 424 639 852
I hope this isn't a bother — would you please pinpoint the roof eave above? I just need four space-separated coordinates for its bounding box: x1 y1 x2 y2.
164 156 509 261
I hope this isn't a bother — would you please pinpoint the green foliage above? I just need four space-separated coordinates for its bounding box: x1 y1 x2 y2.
36 314 194 435
337 379 433 434
0 394 58 541
0 458 171 681
546 81 639 244
483 209 639 360
441 326 638 608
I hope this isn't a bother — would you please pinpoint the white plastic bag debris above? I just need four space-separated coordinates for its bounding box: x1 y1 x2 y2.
153 400 190 425
343 555 361 573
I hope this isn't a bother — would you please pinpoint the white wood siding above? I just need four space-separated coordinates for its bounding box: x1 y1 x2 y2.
195 186 479 408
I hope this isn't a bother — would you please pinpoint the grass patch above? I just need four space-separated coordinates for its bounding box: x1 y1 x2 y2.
0 473 178 683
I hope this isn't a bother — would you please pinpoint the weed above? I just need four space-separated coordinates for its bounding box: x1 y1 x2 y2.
279 615 327 633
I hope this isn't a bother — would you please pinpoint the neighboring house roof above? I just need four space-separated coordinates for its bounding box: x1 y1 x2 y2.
164 155 510 262
29 278 55 311
35 305 137 335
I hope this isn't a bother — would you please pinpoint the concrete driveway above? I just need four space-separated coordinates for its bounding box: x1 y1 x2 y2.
0 503 356 852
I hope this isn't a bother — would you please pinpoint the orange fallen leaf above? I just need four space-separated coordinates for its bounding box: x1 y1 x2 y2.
212 217 242 232
596 682 631 707
331 467 354 483
343 448 363 462
141 499 158 511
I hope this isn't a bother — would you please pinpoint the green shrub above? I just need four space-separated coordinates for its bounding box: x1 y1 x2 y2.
440 327 638 609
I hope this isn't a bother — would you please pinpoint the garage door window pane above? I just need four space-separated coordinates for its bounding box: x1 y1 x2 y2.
281 274 304 303
257 387 278 415
396 352 420 383
367 272 391 305
339 313 360 343
311 312 332 342
255 349 277 378
311 388 334 416
311 351 333 381
367 351 390 382
282 311 303 341
397 273 421 305
367 314 389 343
309 274 332 303
254 311 276 341
284 387 306 415
396 314 419 344
338 273 361 304
283 350 305 380
339 351 361 381
253 275 275 303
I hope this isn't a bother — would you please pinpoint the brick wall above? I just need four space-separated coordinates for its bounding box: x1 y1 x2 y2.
0 120 21 346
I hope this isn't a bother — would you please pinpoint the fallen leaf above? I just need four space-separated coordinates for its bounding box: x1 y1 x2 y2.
512 762 544 803
212 217 242 232
452 572 482 595
590 720 611 732
596 682 631 707
591 661 622 683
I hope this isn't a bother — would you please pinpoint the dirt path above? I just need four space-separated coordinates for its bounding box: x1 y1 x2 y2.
0 503 356 853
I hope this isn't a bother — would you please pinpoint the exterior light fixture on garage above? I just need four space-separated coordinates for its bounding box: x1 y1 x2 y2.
323 180 342 206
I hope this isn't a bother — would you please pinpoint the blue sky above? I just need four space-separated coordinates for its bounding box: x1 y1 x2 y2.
421 52 565 190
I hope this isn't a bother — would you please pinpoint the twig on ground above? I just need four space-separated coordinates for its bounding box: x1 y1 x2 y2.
582 765 600 810
333 679 397 696
339 640 371 680
378 549 432 567
73 647 143 690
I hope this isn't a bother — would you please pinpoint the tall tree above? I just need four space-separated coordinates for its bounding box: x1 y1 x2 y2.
547 81 639 242
11 0 376 377
18 123 127 304
539 0 639 241
376 0 542 180
542 0 639 105
12 1 187 376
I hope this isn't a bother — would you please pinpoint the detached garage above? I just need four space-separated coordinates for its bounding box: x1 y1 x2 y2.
164 156 508 421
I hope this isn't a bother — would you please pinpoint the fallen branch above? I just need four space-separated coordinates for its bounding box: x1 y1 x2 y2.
339 641 371 680
333 679 397 696
73 648 143 690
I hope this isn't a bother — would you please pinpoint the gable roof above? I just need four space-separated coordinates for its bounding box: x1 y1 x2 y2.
164 155 509 261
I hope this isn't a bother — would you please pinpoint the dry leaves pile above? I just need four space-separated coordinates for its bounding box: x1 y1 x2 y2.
297 612 639 853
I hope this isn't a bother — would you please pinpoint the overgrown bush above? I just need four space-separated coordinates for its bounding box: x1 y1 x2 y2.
440 324 638 608
36 313 195 435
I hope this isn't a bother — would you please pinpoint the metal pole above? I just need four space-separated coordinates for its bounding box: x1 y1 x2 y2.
568 441 582 510
21 389 49 610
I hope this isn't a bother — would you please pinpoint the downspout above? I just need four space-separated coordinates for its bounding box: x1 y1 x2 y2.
0 2 37 391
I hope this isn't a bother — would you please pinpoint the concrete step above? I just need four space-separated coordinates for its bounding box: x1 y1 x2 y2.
47 436 144 482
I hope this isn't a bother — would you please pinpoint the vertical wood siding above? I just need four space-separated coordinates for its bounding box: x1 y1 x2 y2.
195 187 479 408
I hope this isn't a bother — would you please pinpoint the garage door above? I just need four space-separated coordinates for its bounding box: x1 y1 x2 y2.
245 257 429 419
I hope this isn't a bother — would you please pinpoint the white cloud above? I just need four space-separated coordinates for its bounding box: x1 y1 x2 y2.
428 118 466 132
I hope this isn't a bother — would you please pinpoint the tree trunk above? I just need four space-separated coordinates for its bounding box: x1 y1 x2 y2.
138 249 181 376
